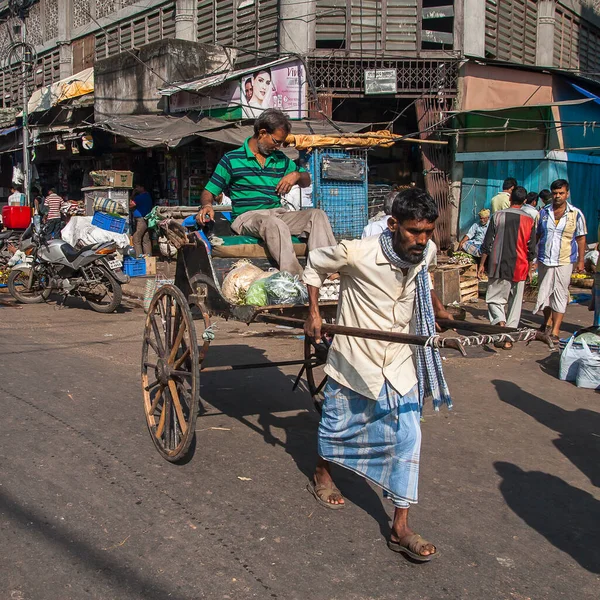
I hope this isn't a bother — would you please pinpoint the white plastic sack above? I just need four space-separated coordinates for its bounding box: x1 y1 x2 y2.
221 260 266 305
281 185 302 211
61 216 130 249
576 354 600 389
559 336 592 382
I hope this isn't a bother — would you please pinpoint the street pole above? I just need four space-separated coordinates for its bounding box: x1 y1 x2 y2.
21 19 30 207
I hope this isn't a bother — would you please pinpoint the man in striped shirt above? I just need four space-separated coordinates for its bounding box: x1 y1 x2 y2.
534 179 587 340
43 188 68 239
196 109 336 275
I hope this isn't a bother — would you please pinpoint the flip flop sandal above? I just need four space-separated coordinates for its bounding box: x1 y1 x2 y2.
306 480 345 510
387 534 439 562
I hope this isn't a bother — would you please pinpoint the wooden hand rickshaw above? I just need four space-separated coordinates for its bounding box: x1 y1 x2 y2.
141 227 553 463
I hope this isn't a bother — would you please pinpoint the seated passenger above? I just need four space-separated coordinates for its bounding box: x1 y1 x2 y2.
196 109 336 275
458 209 490 258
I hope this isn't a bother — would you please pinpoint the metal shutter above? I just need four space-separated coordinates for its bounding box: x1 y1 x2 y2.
386 0 418 52
197 0 215 44
237 1 258 52
350 0 380 51
160 5 176 39
215 0 235 46
257 0 278 53
485 0 537 65
316 0 347 45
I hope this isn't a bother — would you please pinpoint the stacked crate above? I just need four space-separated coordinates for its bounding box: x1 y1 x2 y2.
307 148 369 241
82 170 133 234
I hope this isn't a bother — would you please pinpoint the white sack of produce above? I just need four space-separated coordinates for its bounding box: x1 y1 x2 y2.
221 260 267 304
61 216 130 249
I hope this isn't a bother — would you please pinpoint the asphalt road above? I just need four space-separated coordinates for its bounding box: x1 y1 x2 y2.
0 294 598 600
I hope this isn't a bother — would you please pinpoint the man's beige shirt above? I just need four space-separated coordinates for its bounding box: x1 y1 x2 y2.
491 191 511 213
303 235 437 400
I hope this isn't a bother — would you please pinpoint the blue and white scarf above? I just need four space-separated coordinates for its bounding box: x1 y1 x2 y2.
379 229 453 411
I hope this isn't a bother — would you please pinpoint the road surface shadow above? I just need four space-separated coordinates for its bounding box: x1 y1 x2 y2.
0 488 190 600
200 343 392 536
492 379 600 488
494 462 600 574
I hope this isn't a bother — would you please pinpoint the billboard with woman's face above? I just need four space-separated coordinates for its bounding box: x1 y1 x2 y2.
241 62 306 119
168 60 306 120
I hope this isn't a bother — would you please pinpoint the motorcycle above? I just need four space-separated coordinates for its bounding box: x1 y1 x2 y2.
8 221 130 313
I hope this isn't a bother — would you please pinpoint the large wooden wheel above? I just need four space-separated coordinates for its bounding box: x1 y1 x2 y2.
304 337 330 414
142 284 201 462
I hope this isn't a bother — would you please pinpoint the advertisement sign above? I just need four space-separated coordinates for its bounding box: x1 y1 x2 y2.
168 60 307 120
364 69 398 95
240 62 306 119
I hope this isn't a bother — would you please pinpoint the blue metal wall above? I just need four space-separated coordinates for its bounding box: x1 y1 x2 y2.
460 158 599 242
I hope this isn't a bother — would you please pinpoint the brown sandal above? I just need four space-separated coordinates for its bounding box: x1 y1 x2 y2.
387 534 438 562
306 480 345 510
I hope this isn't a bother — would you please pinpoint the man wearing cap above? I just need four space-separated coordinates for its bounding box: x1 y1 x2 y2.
458 209 490 258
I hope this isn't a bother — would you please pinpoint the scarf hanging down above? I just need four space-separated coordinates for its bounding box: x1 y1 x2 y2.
379 229 453 411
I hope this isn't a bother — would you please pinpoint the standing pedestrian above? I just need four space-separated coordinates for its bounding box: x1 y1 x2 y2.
478 186 536 349
43 188 68 239
303 188 453 562
130 183 153 257
491 178 517 214
521 191 540 222
538 189 553 206
534 179 587 341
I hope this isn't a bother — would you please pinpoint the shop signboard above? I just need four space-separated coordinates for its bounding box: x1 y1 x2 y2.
364 69 397 95
168 60 307 120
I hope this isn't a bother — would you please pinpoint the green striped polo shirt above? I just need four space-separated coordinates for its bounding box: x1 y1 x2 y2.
204 138 304 219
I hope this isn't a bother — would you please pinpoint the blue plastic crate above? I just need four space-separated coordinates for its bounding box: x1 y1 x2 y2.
123 257 146 277
306 148 369 241
92 211 128 234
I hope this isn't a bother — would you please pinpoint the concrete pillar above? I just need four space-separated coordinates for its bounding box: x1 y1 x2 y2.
279 0 315 55
57 0 73 79
536 1 556 67
175 0 197 42
449 161 464 243
462 0 486 58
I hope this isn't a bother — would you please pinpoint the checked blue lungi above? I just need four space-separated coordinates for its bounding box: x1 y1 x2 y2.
318 378 421 508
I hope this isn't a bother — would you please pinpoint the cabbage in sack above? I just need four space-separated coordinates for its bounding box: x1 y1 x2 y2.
264 271 308 305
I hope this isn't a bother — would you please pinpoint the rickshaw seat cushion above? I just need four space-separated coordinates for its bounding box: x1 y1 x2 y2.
212 235 307 259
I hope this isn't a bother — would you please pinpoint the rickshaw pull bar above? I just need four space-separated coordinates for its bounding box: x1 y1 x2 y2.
255 314 468 354
201 358 320 373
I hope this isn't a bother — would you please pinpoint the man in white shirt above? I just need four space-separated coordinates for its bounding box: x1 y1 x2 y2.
361 189 399 238
303 188 453 562
8 185 26 207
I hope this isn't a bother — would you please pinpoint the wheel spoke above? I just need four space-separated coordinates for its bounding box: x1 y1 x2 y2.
155 396 167 439
149 313 166 357
168 320 187 364
149 385 165 415
173 347 190 370
144 378 161 392
168 380 188 435
165 295 172 351
146 336 160 357
171 369 192 378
